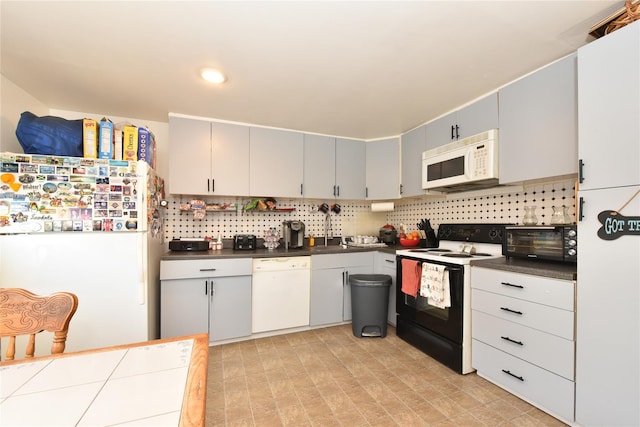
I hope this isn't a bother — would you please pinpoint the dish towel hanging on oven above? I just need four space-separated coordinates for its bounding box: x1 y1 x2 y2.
420 262 451 309
401 259 422 297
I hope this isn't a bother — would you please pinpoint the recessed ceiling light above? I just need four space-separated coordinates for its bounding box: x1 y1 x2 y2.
201 68 226 84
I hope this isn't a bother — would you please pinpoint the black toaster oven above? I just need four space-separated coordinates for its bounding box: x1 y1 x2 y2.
503 225 577 263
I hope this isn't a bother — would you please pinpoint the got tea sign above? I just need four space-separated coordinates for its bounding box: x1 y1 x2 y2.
597 210 640 240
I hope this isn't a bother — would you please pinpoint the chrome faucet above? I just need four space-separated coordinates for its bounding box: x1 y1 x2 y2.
324 212 333 247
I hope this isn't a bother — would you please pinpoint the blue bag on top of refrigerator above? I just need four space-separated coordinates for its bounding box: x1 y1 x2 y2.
15 111 83 157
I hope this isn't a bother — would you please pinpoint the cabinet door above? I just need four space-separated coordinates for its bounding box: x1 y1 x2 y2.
578 23 640 190
303 134 336 199
576 185 640 427
309 267 344 326
160 278 209 339
499 54 578 184
250 127 304 197
366 137 400 200
425 93 498 149
211 122 250 196
456 93 498 140
209 276 252 341
335 138 366 199
168 116 211 195
400 125 426 197
425 111 457 149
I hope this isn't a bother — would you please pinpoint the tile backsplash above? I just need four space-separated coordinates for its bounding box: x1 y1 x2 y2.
162 177 576 242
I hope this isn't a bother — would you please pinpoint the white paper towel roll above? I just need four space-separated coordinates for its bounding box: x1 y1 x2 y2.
370 202 394 212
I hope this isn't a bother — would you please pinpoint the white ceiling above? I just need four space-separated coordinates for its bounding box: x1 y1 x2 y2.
0 1 623 140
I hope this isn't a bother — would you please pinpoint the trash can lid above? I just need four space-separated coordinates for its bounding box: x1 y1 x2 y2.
349 274 392 287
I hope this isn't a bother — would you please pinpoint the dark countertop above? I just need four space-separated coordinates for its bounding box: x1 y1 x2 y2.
161 241 400 260
471 257 577 281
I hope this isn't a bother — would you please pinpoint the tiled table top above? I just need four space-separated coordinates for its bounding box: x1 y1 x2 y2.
0 334 208 427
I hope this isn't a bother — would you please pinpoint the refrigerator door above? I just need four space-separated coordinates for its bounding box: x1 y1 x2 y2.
576 185 640 426
0 232 156 359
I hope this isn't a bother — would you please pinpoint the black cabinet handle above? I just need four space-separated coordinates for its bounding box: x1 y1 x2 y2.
502 369 525 382
455 125 460 140
579 159 585 183
300 183 303 195
501 282 524 289
207 179 210 192
333 185 337 196
366 187 369 198
212 178 215 192
204 280 208 295
501 336 524 346
579 197 585 222
400 184 403 195
336 185 340 197
200 268 217 271
500 307 523 315
451 125 455 140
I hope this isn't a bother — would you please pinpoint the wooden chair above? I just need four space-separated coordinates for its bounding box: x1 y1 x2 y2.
0 288 78 360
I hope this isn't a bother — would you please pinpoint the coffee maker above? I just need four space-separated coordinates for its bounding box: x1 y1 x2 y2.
282 220 305 249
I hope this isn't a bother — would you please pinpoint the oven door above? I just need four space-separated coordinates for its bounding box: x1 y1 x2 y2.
396 256 464 344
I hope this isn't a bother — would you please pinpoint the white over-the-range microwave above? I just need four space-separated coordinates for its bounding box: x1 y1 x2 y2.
422 129 499 192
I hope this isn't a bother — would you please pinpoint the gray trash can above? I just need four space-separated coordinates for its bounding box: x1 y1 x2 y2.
349 274 392 338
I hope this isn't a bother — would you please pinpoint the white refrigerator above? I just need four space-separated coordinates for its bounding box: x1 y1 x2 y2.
0 153 165 359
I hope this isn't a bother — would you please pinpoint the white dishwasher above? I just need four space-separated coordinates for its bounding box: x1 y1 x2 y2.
252 256 311 333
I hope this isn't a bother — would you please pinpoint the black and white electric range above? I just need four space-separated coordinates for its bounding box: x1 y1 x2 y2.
395 223 508 374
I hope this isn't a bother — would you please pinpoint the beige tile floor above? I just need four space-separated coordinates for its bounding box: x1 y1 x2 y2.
206 324 567 426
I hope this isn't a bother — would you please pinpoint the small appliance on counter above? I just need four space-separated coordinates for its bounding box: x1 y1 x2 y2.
282 220 305 249
169 239 210 252
379 224 398 245
233 234 257 250
503 225 577 263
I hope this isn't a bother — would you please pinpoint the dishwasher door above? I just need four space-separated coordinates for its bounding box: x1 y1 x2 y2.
252 256 311 333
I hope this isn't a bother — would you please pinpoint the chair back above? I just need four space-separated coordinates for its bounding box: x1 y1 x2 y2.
0 288 78 360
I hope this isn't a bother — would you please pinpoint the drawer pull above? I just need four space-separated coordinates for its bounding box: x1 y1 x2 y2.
502 369 525 382
385 260 395 264
501 336 524 346
199 268 217 272
501 281 524 289
500 307 523 315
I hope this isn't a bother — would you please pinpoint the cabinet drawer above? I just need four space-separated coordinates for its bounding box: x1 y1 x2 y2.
473 339 575 422
472 310 574 380
311 252 374 270
160 258 252 280
472 267 575 310
472 289 574 340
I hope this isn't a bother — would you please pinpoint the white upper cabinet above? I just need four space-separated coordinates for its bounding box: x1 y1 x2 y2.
425 93 498 149
249 127 304 198
499 54 578 184
400 124 427 197
335 138 366 200
168 115 249 196
578 23 640 190
303 134 336 199
366 137 400 200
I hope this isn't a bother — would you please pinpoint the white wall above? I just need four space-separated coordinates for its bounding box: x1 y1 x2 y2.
0 74 49 153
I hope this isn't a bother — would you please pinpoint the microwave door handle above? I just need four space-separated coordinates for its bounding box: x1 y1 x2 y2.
464 147 474 179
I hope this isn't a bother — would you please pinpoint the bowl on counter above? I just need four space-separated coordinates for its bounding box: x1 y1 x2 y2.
399 238 420 247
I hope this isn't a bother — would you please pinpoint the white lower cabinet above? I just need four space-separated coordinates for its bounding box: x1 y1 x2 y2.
374 252 397 326
471 267 576 423
160 258 252 343
310 252 374 326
